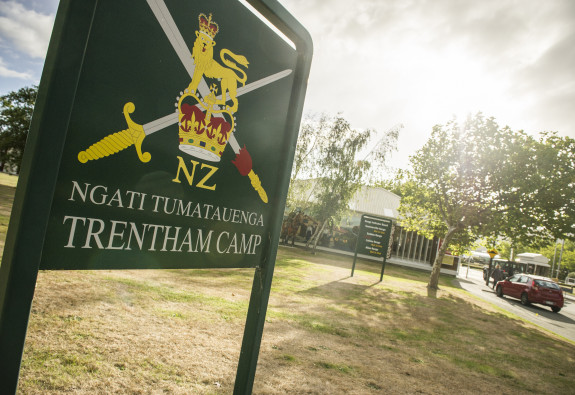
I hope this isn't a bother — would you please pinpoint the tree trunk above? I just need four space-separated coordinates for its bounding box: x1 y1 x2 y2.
305 221 319 249
305 223 320 249
427 225 458 296
309 219 328 254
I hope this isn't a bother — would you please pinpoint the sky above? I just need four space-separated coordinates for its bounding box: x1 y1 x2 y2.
1 0 574 171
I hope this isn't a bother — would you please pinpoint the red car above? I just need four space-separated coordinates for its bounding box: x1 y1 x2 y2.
495 274 564 313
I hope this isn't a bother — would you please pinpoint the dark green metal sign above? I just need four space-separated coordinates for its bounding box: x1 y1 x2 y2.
43 0 302 270
351 214 394 281
0 0 312 393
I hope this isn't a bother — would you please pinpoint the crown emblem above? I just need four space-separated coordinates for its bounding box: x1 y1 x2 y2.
77 7 271 203
176 86 235 162
198 13 219 39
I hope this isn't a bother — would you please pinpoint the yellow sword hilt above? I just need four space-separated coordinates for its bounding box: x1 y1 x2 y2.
78 102 151 163
247 170 268 203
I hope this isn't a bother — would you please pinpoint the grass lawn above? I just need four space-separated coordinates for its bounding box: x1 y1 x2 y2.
1 174 574 394
0 173 17 259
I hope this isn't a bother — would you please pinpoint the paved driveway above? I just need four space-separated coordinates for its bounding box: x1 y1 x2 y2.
456 267 575 343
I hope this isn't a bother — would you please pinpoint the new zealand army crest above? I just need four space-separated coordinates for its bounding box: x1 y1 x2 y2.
77 0 292 204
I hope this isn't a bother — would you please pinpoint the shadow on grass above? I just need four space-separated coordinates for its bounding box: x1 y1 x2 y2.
279 247 460 299
278 246 435 284
298 278 379 300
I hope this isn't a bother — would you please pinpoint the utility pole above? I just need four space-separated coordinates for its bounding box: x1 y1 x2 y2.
557 239 565 279
551 241 558 278
485 248 498 287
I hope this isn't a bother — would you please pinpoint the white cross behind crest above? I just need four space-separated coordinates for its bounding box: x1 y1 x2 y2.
144 0 293 155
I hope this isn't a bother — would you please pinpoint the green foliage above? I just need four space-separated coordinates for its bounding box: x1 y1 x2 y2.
528 241 575 276
401 115 506 232
399 113 575 290
400 114 530 289
375 168 407 197
495 239 575 275
0 86 37 174
286 114 330 211
401 117 503 232
527 133 574 243
312 115 371 223
361 123 402 183
492 132 575 247
494 240 513 260
287 113 397 249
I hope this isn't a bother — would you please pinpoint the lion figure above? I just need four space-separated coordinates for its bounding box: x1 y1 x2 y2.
188 31 248 113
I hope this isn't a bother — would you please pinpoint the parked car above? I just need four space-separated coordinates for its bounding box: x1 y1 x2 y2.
495 274 564 313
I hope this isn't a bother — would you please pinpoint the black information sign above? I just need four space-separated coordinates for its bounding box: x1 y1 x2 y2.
351 214 394 281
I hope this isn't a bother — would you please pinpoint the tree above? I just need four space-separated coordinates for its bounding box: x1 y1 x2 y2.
0 86 37 173
526 240 575 277
286 114 331 212
374 169 407 197
401 113 575 295
516 133 573 244
360 123 402 184
306 115 371 252
287 113 397 252
467 131 575 264
400 114 526 295
488 132 575 249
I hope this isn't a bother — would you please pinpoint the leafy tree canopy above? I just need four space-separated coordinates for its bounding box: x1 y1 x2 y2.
397 113 575 293
0 86 38 174
497 239 575 280
287 113 397 251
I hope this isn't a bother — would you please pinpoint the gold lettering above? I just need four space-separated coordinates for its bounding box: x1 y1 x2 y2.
172 156 218 191
196 163 218 190
172 156 199 185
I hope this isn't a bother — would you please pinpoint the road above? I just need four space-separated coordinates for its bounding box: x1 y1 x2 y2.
456 266 575 343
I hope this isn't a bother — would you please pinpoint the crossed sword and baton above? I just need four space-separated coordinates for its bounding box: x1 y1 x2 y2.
78 0 292 203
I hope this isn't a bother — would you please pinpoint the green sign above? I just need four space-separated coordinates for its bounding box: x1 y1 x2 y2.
0 0 312 393
41 0 302 270
351 214 394 281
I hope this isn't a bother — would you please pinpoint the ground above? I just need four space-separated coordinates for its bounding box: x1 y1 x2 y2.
0 172 572 393
14 247 575 394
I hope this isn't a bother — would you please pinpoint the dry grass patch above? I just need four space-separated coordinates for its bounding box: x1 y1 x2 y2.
22 269 251 394
255 248 575 394
0 174 16 258
14 247 575 394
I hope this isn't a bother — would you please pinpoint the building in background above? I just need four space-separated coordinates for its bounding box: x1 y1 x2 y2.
286 183 456 274
515 253 550 276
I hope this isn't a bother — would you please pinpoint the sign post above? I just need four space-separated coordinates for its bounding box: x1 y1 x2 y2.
0 0 312 393
351 214 394 282
485 248 498 286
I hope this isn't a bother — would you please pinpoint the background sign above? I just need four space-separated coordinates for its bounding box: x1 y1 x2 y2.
0 0 312 393
351 214 394 281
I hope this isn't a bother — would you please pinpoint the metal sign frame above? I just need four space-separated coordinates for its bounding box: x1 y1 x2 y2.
0 1 312 393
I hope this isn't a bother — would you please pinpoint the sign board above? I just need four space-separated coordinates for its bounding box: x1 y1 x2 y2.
351 214 394 281
0 0 312 393
440 254 459 270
